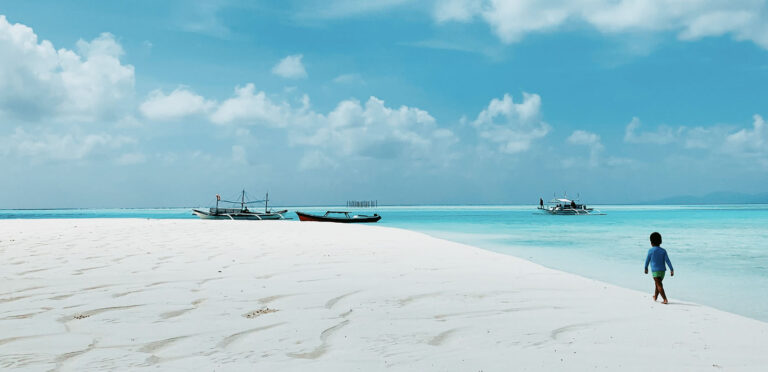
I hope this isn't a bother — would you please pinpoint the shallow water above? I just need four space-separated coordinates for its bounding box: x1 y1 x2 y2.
3 205 767 322
376 205 768 322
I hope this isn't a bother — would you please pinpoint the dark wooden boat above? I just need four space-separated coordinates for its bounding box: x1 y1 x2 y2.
295 211 381 223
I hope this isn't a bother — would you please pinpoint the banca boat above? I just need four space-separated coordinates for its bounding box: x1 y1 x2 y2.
538 194 604 215
193 190 288 220
295 211 381 223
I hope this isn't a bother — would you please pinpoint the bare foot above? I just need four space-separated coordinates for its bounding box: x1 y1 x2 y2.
662 299 668 304
653 294 658 302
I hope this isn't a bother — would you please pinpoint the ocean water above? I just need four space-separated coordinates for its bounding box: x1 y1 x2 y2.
2 205 767 322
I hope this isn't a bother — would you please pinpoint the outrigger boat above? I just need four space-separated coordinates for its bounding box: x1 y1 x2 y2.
295 211 381 223
538 194 604 215
193 190 288 220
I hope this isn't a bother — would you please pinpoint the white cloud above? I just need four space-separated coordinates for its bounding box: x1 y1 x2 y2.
295 96 454 160
271 54 307 79
433 1 768 49
209 84 316 126
625 116 727 149
566 129 633 168
194 82 458 164
471 93 550 154
625 117 720 148
140 87 216 121
624 117 682 144
624 114 768 166
402 39 503 59
333 73 365 84
0 16 134 122
724 114 767 159
434 0 481 23
682 126 726 149
568 130 604 167
1 128 134 161
181 82 456 163
568 130 601 147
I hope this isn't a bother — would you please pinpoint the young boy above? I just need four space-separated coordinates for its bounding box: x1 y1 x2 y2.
644 232 674 304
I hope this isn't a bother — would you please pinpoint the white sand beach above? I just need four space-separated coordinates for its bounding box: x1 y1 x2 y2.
1 219 767 371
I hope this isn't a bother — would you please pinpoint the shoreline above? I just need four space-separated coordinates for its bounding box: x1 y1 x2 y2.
2 219 767 370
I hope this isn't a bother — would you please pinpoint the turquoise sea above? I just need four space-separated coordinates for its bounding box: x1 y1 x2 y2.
3 205 767 322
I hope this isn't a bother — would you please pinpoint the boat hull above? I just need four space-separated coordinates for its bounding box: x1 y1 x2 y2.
537 207 602 215
296 211 381 223
193 209 287 220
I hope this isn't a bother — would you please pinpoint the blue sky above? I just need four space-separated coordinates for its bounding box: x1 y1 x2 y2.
1 1 767 208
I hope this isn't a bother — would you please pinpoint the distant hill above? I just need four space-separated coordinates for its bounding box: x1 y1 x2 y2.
643 192 768 205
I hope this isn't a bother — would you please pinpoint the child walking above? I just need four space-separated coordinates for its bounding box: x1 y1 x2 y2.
644 232 674 304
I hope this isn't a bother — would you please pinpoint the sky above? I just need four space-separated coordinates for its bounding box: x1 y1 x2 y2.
1 0 767 208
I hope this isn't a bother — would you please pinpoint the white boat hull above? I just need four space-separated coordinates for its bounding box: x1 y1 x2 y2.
192 209 287 220
537 206 603 215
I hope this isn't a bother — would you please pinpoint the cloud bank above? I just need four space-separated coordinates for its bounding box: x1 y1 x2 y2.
434 0 768 48
0 15 134 123
624 115 768 166
0 128 134 162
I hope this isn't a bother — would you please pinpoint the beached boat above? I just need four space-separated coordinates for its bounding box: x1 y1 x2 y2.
295 211 381 223
537 194 604 215
193 190 288 220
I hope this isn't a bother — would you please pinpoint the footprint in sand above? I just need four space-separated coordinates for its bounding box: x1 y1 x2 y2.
0 295 33 304
112 289 147 298
398 292 442 307
197 277 223 285
428 328 460 346
217 323 285 349
17 268 52 276
0 309 51 320
81 284 113 292
549 321 603 341
50 294 75 300
1 286 44 297
159 308 194 319
258 294 294 305
325 290 360 309
138 335 191 353
287 320 350 359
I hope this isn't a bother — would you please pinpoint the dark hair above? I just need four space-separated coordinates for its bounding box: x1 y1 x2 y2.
650 232 662 246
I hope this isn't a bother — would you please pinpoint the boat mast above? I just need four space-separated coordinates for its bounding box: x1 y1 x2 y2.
241 189 245 211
